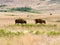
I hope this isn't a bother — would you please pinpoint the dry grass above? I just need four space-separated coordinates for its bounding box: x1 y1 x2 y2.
0 33 60 45
0 12 60 45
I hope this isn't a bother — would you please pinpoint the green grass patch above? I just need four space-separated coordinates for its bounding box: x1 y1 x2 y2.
47 31 60 36
8 24 46 27
15 24 56 28
0 29 60 37
56 20 60 22
7 24 57 28
0 29 24 37
29 30 45 35
15 24 46 26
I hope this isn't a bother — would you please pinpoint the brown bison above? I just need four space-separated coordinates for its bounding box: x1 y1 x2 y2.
50 13 52 15
15 18 27 24
35 19 46 24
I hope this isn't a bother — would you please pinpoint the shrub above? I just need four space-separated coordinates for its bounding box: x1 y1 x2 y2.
10 7 32 12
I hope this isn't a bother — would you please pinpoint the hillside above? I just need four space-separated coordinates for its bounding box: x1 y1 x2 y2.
0 0 60 14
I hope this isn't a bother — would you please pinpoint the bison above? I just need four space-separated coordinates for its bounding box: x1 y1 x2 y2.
15 18 27 24
35 19 46 24
50 13 52 15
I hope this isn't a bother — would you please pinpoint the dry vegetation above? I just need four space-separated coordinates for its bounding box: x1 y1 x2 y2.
0 12 60 45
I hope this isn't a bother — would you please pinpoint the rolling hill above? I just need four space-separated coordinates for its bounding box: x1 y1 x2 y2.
0 0 60 14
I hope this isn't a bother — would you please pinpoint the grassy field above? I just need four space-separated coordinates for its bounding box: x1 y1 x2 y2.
0 12 60 45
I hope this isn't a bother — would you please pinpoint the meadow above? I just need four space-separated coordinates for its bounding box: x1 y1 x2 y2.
0 12 60 45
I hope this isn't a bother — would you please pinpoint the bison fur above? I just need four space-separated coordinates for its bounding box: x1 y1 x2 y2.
35 19 46 24
15 18 27 24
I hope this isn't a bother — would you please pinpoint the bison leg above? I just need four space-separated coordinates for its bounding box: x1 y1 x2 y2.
35 22 37 24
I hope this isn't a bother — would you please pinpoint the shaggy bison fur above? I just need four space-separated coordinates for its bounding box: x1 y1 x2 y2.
15 18 27 24
35 19 46 24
